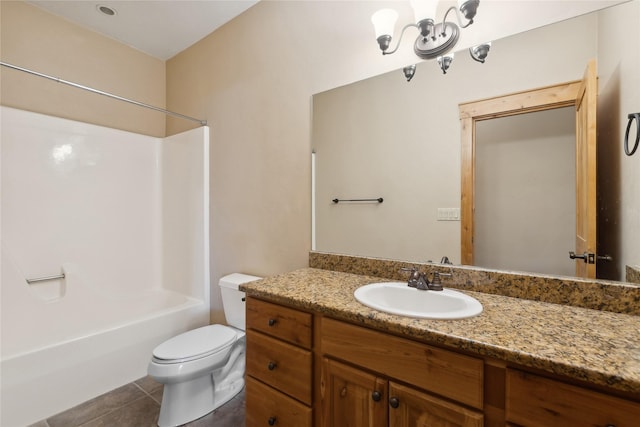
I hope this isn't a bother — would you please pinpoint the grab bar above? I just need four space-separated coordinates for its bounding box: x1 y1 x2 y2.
26 273 65 284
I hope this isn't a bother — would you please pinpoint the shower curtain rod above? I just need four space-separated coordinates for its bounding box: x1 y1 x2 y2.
1 61 207 126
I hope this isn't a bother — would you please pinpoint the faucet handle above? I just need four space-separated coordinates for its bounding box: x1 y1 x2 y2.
433 270 453 281
400 267 420 288
429 272 444 291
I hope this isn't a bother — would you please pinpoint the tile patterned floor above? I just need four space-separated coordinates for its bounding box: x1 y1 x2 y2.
29 376 245 427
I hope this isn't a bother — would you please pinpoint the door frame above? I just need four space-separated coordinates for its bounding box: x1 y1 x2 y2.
458 80 582 266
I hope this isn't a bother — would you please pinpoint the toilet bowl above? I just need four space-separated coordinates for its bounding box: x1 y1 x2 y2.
148 273 260 427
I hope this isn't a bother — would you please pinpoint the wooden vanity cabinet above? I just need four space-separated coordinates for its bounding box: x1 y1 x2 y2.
320 317 484 427
245 298 313 427
322 357 483 427
245 296 640 427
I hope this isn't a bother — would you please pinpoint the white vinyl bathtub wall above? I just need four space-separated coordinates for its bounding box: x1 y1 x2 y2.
0 106 210 426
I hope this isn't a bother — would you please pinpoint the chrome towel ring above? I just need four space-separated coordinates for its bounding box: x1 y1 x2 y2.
624 112 640 156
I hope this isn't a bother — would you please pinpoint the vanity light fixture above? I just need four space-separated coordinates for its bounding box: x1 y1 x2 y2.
437 54 454 74
372 0 479 59
373 1 490 78
403 64 417 81
469 42 491 63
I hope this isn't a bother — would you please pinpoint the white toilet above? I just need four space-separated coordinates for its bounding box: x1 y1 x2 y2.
148 273 261 427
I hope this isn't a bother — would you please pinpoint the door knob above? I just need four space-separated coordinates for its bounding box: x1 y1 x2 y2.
569 251 612 264
569 251 588 262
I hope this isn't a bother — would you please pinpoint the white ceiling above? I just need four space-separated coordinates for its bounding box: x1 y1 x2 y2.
27 0 260 60
26 0 628 62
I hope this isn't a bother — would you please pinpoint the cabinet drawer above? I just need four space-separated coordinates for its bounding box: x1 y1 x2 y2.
246 329 313 405
246 376 312 427
247 297 312 348
506 369 640 426
321 317 483 409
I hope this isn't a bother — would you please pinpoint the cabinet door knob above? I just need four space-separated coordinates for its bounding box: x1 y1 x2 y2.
268 416 276 425
371 391 382 402
268 361 277 371
389 397 400 408
268 318 277 326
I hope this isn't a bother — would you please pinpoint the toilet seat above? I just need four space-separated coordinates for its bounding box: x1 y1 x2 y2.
152 324 237 364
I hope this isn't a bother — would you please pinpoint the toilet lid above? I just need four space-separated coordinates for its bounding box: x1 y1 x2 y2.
152 325 237 362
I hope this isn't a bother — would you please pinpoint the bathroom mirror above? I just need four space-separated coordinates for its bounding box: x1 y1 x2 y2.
312 1 639 282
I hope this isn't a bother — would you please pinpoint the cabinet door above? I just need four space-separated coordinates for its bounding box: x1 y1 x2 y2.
506 369 640 426
388 382 483 427
321 358 387 427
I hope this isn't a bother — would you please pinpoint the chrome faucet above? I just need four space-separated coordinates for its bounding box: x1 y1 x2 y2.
400 268 443 291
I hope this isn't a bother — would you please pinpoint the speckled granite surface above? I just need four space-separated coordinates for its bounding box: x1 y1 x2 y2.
309 251 640 315
628 265 640 285
241 268 640 395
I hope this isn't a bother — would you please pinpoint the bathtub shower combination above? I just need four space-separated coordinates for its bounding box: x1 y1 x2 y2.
1 106 211 426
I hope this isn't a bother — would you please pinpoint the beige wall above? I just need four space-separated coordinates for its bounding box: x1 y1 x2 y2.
0 1 166 137
166 1 403 323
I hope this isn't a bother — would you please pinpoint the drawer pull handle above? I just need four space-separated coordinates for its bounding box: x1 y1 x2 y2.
371 391 382 402
268 361 277 371
268 416 276 425
389 397 400 409
268 318 277 326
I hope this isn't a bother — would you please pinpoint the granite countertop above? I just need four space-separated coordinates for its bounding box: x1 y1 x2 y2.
241 267 640 395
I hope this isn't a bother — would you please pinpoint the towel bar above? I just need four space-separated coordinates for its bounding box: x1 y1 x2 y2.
26 273 65 284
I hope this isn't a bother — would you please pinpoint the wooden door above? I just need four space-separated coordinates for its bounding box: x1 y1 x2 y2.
574 59 598 278
388 382 483 427
321 358 387 427
459 60 598 274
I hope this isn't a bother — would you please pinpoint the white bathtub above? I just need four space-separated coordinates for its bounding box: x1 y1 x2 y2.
1 107 211 426
0 283 208 427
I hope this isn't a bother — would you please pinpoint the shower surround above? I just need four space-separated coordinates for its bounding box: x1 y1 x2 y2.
0 106 210 426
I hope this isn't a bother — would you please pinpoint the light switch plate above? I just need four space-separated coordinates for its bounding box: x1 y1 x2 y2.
437 208 460 221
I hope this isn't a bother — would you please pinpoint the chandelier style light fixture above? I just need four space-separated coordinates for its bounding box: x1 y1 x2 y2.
371 0 490 78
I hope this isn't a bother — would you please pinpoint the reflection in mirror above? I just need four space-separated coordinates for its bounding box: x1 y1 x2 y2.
475 107 575 277
312 1 639 283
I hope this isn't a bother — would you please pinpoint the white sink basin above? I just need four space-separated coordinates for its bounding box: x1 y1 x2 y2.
354 282 483 320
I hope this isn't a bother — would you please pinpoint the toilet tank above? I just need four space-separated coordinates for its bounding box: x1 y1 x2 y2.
219 273 261 330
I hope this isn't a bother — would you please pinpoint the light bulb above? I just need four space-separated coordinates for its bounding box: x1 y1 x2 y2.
371 9 398 39
409 0 438 23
